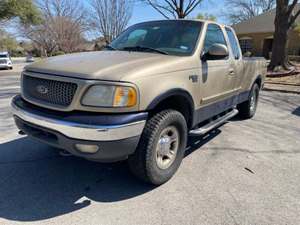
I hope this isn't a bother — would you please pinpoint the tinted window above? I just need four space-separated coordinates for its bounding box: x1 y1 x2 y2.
226 28 241 59
0 54 8 58
111 21 203 56
203 24 227 53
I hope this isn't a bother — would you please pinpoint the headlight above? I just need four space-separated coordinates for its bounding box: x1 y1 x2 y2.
82 84 137 107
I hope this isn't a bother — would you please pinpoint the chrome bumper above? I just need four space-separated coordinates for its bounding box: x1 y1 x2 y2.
11 100 146 142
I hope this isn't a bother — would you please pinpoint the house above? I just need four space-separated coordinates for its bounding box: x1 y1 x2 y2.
232 4 300 59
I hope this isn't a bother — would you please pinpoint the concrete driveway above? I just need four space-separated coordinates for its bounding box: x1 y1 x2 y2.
0 69 300 225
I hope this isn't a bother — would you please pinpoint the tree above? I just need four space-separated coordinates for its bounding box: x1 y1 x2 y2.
89 0 133 43
196 13 217 21
0 29 18 52
224 0 275 23
21 0 87 56
0 0 40 25
140 0 203 19
269 0 300 70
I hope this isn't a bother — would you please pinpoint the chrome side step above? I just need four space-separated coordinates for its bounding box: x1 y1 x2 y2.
189 109 239 136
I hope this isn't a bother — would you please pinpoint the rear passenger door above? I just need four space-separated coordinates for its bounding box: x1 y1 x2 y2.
225 27 243 93
200 23 235 106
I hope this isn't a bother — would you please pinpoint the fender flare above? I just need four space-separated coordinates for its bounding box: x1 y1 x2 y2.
253 75 263 89
146 88 195 112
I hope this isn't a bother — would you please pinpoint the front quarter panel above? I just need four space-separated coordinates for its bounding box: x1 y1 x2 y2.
134 69 201 111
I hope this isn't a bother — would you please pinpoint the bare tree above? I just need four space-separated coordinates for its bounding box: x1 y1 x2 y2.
22 0 87 56
140 0 203 19
89 0 133 43
225 0 276 23
269 0 300 70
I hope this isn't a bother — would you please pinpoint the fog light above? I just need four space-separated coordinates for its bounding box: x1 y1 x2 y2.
75 144 99 154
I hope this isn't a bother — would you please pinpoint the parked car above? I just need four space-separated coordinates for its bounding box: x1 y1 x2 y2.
11 20 267 185
26 55 35 63
0 52 13 70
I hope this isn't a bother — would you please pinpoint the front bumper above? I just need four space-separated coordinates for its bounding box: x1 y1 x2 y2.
0 64 12 68
11 95 147 162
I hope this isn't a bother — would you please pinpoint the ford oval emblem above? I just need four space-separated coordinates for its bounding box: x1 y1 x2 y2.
36 85 49 95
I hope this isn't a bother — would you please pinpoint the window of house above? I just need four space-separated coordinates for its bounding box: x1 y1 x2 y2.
239 38 253 54
225 28 241 59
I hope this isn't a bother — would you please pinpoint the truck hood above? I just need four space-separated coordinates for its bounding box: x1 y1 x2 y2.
25 51 191 81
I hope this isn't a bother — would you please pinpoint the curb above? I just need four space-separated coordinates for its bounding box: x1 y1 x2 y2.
265 81 300 87
263 87 300 95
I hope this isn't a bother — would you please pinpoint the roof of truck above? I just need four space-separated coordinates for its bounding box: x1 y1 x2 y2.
134 19 232 30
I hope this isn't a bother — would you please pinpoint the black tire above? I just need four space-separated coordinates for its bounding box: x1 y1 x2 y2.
237 83 260 119
128 110 187 185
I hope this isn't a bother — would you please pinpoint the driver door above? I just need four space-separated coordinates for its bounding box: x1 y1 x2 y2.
199 23 236 107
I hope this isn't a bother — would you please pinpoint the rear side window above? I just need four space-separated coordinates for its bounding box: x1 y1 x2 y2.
226 27 241 59
203 24 227 53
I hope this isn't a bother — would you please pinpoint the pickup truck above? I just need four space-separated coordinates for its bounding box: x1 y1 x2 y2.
11 20 267 185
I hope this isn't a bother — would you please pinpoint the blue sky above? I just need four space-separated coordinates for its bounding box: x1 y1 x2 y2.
7 0 227 40
130 0 227 25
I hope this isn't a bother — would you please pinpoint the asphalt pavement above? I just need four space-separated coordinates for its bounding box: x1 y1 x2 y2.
0 69 300 225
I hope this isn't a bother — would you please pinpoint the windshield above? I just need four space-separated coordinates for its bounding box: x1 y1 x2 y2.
0 54 8 58
110 20 202 56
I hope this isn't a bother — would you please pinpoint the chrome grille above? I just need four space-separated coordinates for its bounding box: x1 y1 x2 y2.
0 59 7 64
22 75 77 107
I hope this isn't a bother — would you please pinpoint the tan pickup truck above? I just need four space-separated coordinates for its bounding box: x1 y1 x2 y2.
11 20 267 185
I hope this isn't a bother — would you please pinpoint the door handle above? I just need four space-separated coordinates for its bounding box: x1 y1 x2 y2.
228 69 235 76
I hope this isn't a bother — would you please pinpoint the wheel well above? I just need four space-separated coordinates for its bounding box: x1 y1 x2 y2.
254 76 262 89
149 95 194 129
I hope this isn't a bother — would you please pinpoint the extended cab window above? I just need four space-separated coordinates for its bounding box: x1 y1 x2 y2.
110 20 202 56
225 27 241 59
203 24 227 59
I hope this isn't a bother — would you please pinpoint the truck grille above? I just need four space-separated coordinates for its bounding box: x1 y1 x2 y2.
22 75 77 107
0 59 7 64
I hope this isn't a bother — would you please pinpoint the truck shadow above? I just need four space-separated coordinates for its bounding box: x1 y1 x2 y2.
292 106 300 117
0 129 221 222
0 137 153 222
185 129 221 157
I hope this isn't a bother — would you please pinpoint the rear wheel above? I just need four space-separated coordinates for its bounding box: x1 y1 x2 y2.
237 83 260 119
128 110 187 185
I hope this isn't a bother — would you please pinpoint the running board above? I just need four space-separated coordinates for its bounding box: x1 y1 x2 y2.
189 109 239 136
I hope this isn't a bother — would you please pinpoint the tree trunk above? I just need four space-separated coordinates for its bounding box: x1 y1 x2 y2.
177 0 185 18
268 0 300 71
269 11 290 70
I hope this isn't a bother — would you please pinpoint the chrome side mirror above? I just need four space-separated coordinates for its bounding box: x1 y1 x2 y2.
202 44 229 61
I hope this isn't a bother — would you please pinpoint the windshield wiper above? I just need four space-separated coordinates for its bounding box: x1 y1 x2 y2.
121 46 168 55
104 45 116 51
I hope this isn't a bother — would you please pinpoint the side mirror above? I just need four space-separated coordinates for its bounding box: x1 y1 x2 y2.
201 44 229 61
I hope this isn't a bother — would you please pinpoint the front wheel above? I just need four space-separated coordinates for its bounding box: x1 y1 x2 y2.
237 83 260 119
128 110 187 185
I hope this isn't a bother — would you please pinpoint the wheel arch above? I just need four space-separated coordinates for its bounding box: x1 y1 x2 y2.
146 89 195 129
253 75 263 89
